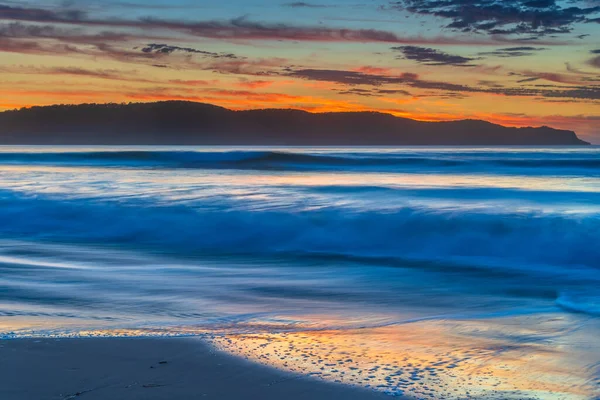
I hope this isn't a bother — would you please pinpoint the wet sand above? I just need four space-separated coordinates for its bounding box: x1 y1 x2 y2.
0 337 390 400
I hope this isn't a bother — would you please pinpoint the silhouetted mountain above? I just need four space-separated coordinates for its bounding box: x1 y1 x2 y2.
0 101 590 145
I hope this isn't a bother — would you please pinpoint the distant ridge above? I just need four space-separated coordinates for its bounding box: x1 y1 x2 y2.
0 101 590 145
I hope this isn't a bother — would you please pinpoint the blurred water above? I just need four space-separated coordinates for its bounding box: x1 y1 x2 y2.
0 146 598 399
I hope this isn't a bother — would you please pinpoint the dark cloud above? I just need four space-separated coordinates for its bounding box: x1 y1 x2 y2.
0 4 519 45
336 88 412 97
288 67 600 100
0 4 87 23
478 46 547 57
390 0 600 36
392 45 479 66
0 37 49 54
287 68 474 93
283 2 329 7
587 49 600 69
0 22 133 43
377 89 412 95
337 88 377 96
140 43 238 59
517 77 541 83
91 42 162 63
0 22 287 74
0 36 84 56
0 22 65 38
287 68 418 86
165 16 467 43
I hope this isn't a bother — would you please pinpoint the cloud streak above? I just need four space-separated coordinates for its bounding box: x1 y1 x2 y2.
478 47 547 58
288 67 600 100
140 43 238 59
0 5 535 45
392 46 480 66
588 49 600 68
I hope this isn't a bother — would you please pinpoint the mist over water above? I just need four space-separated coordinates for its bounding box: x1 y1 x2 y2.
0 146 599 399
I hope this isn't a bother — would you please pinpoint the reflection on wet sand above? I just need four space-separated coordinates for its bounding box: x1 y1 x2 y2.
209 314 599 399
5 312 598 399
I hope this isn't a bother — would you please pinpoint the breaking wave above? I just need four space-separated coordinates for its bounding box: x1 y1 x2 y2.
1 188 599 274
1 149 599 172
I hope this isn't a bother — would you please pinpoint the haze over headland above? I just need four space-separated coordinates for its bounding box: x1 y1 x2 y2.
0 101 589 145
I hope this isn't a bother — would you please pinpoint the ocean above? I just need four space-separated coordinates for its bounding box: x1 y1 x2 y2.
0 146 599 399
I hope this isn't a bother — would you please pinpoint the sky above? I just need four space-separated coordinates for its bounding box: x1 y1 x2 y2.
0 0 598 141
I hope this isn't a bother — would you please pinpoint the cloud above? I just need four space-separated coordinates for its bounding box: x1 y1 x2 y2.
565 62 597 75
392 45 479 66
207 58 288 75
0 5 527 45
0 65 162 83
287 67 600 100
337 88 377 96
353 66 395 75
140 43 238 59
0 22 67 38
0 37 83 55
162 16 483 43
0 22 137 46
283 2 329 7
0 4 87 23
0 22 167 60
589 55 600 68
390 0 600 36
42 66 142 80
336 87 413 97
588 49 600 69
167 79 214 86
512 70 584 85
478 46 547 58
287 68 419 86
377 89 412 95
236 79 277 89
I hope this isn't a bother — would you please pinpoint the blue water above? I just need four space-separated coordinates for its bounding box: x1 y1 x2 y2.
0 146 599 398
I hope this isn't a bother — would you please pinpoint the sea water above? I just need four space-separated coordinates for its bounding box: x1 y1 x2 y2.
0 146 598 399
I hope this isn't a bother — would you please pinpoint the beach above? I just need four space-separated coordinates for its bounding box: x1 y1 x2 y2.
0 337 389 400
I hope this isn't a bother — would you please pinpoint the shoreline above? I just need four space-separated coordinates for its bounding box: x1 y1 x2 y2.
0 337 391 400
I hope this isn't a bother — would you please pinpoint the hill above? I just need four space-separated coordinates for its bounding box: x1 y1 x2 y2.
0 101 590 145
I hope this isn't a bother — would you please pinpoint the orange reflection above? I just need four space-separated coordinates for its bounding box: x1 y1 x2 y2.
209 314 599 399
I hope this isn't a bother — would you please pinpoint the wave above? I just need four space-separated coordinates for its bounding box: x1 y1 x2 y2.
1 189 599 276
556 292 600 316
1 150 599 171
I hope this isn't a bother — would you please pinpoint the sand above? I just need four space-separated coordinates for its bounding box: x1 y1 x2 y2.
0 337 390 400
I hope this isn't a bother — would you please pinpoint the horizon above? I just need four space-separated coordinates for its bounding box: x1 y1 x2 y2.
0 1 598 143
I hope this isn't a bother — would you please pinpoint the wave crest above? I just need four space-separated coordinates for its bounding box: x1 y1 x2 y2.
1 149 599 171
